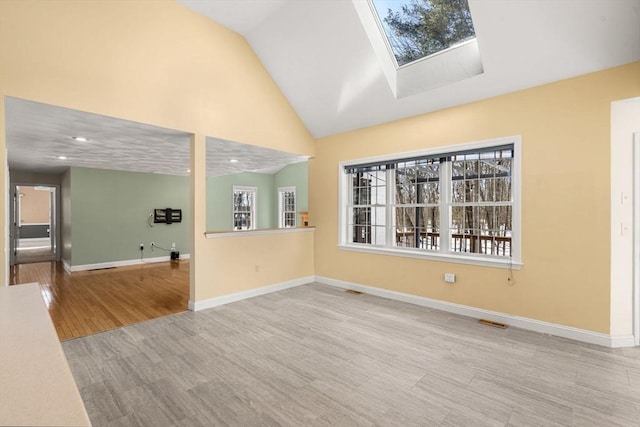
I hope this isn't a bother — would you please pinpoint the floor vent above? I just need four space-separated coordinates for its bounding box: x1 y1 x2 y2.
478 319 508 329
345 289 363 295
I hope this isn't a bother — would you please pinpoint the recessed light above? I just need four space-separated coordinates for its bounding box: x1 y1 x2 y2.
230 159 239 163
57 156 67 160
186 169 191 173
72 136 90 142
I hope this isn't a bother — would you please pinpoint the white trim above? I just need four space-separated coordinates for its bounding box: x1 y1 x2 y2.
634 132 640 346
19 237 50 243
67 253 190 272
610 98 640 345
338 244 522 269
181 272 630 347
315 276 630 348
62 258 71 273
277 186 297 228
4 143 8 285
611 334 637 348
206 226 314 239
189 276 314 311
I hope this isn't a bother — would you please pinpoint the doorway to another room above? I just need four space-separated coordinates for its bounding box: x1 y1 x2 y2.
11 184 58 265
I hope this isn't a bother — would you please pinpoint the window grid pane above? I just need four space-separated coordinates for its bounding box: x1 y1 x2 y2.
350 171 386 244
393 158 440 251
449 149 512 256
279 189 296 228
233 189 255 230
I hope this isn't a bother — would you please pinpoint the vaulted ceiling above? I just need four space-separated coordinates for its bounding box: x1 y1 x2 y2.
180 0 640 137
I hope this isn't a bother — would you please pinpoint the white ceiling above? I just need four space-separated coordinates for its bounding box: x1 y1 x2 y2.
5 98 306 177
180 0 640 138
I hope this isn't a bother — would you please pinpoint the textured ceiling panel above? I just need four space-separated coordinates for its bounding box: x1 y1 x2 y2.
6 98 192 176
207 138 309 177
5 98 307 178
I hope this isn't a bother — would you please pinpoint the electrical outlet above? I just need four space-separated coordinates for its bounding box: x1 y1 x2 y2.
444 273 456 283
139 243 144 251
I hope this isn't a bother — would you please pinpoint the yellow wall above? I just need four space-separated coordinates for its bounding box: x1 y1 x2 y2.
197 231 315 301
311 63 640 334
18 186 50 224
0 1 315 295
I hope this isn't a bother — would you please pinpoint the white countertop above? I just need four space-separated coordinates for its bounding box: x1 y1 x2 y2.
0 283 91 426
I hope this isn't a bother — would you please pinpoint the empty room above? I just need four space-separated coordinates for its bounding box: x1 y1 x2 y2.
0 1 638 427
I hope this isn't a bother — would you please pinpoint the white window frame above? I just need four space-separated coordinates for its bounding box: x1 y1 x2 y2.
338 136 522 269
278 186 297 228
232 185 257 231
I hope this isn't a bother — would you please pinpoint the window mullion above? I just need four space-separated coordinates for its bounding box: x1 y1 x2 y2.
440 161 451 253
386 168 395 248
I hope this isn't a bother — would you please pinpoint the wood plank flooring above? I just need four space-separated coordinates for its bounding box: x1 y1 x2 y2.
9 261 189 341
63 284 640 427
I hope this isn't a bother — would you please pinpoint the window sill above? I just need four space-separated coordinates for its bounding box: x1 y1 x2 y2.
205 227 315 239
338 244 522 270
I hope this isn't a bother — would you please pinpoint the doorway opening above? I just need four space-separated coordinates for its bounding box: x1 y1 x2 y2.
10 184 58 265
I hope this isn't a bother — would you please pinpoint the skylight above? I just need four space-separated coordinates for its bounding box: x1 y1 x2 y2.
352 0 483 98
371 0 477 67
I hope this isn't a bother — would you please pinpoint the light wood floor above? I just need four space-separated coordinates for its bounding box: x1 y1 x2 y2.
10 261 189 341
63 284 640 427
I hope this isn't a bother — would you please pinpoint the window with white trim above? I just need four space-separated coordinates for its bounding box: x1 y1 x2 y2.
278 186 297 228
340 137 521 267
233 186 256 231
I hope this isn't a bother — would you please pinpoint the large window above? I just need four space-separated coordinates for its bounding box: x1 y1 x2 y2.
278 186 297 228
340 137 521 267
233 186 256 231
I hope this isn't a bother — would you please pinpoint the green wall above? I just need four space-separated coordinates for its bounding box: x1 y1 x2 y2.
70 167 190 266
206 172 275 230
206 162 308 231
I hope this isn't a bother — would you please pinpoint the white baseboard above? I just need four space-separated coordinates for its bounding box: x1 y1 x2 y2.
315 276 634 348
610 334 636 348
189 276 314 311
68 253 190 272
62 258 71 273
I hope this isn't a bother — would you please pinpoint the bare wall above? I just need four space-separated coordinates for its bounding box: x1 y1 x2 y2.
311 63 640 334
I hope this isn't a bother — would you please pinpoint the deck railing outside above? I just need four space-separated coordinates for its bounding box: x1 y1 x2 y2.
395 231 511 256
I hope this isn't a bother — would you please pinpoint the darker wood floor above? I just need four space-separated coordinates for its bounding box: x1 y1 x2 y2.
10 261 189 341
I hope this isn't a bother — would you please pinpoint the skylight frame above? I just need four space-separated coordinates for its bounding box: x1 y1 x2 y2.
369 0 478 69
368 0 402 69
352 0 484 99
